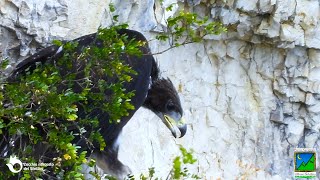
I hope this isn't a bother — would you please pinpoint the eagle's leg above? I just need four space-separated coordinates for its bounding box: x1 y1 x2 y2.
90 147 131 179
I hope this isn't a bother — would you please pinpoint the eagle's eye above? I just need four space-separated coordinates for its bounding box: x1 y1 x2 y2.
166 101 175 111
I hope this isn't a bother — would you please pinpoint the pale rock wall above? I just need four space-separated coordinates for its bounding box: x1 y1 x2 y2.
1 0 320 179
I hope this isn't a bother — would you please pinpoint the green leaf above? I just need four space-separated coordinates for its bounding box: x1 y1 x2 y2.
148 167 155 178
67 114 78 121
52 40 63 46
113 15 119 21
109 3 116 12
166 4 174 12
173 157 181 179
0 59 9 69
156 34 169 41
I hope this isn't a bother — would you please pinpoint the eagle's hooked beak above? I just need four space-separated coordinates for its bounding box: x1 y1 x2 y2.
161 112 187 138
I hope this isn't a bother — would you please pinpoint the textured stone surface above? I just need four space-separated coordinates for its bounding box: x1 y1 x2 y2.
1 0 320 179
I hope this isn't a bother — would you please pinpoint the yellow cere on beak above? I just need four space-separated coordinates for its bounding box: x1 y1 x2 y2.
164 114 175 128
163 114 187 138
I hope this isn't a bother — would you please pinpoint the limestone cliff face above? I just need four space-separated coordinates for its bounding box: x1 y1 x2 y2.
1 0 320 179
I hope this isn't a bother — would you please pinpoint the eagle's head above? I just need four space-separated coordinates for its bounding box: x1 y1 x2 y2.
143 78 186 138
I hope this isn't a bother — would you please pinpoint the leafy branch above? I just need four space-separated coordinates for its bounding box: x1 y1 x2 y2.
127 146 200 180
151 1 227 55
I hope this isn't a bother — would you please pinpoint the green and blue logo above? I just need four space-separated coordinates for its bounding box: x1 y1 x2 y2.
294 148 317 179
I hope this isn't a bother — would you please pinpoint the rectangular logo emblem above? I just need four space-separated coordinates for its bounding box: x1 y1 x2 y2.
294 148 317 179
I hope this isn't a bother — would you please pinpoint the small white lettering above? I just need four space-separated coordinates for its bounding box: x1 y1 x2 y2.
29 167 43 171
